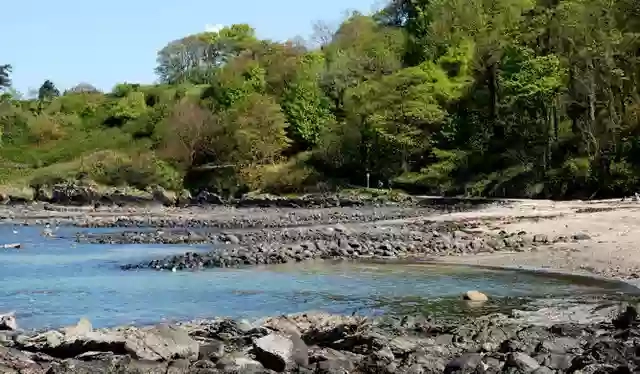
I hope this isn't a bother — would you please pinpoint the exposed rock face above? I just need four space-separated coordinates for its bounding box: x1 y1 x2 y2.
3 304 637 373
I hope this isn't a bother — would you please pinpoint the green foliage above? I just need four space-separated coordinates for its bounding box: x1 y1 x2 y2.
0 64 11 90
106 92 147 125
38 80 60 101
4 0 640 199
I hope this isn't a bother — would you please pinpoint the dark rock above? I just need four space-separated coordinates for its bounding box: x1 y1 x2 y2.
612 306 638 329
444 353 483 373
572 232 591 241
195 191 225 205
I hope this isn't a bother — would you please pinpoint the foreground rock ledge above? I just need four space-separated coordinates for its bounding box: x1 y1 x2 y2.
0 304 638 373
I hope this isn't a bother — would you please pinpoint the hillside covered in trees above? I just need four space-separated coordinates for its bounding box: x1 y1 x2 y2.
1 0 640 201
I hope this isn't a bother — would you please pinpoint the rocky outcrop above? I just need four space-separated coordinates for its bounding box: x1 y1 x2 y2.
0 305 638 373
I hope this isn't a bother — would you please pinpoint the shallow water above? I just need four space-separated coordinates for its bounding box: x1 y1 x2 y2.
0 224 635 330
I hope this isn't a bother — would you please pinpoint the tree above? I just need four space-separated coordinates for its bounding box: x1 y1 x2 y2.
67 83 100 94
159 99 218 168
214 93 290 166
0 64 11 90
320 14 405 119
38 80 60 101
320 41 474 180
155 24 258 84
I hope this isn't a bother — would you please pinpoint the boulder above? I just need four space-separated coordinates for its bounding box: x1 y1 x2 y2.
252 332 308 371
50 183 98 205
505 352 540 372
61 318 92 336
195 191 224 205
121 325 199 361
151 186 176 206
216 353 264 373
176 190 192 206
463 291 488 302
19 324 198 362
198 341 225 362
0 314 17 332
572 232 591 241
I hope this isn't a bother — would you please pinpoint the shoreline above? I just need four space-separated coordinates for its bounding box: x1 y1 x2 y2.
1 300 638 373
2 199 640 372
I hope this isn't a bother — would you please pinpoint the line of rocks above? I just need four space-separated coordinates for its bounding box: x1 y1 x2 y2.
1 303 638 373
4 182 429 209
73 206 461 229
118 222 587 272
83 220 589 247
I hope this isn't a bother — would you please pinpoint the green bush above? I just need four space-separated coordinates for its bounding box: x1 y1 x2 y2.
88 151 182 190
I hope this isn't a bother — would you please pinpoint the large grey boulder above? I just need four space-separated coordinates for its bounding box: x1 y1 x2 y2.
0 313 18 331
122 325 199 361
19 321 198 362
252 332 308 372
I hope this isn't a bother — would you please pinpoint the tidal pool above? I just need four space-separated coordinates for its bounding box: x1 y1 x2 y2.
0 224 635 330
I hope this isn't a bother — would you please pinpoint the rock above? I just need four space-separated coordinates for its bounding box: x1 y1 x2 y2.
572 232 591 241
19 324 198 362
310 347 358 373
612 305 638 329
176 190 192 206
462 290 488 302
505 352 540 372
222 234 240 245
61 318 92 336
122 325 199 361
166 358 191 374
444 353 483 373
34 187 53 203
535 336 580 354
252 332 308 371
50 183 98 205
195 191 224 205
151 186 176 206
533 234 549 243
216 354 264 373
0 346 47 373
199 341 225 362
0 314 17 331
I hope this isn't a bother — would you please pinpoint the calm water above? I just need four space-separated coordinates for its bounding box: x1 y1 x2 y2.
0 224 635 330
